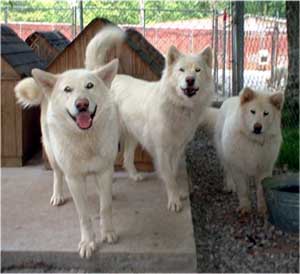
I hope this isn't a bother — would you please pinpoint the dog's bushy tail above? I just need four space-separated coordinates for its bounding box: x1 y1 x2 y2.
85 26 125 70
14 77 43 108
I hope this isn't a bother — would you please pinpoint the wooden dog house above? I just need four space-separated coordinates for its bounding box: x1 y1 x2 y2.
1 25 46 166
26 31 70 65
45 18 165 171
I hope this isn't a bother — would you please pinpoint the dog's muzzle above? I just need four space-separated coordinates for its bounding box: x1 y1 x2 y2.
181 87 199 98
67 106 97 130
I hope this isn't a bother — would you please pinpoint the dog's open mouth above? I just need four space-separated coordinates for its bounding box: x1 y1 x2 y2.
181 87 199 98
67 107 97 130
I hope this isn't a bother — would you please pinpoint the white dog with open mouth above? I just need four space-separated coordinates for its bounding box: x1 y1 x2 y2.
86 27 214 212
15 54 119 258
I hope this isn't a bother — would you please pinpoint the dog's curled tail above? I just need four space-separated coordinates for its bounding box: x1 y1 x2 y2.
85 26 125 70
14 77 43 108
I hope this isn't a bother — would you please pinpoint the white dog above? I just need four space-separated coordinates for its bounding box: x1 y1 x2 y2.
215 87 284 215
15 55 119 257
86 27 214 212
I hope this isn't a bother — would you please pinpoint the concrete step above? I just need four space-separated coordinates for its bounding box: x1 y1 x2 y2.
1 163 196 272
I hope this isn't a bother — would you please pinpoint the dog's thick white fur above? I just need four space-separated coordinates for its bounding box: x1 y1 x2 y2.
86 27 214 212
15 55 120 258
215 87 284 215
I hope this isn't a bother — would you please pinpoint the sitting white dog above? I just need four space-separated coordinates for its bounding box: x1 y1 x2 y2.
215 87 284 215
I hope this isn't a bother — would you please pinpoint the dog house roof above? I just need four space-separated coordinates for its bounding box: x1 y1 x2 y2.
125 27 165 77
26 30 70 52
47 18 165 77
1 24 46 77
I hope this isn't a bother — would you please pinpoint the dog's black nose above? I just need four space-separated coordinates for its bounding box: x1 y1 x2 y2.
75 98 89 112
253 123 262 134
186 77 195 87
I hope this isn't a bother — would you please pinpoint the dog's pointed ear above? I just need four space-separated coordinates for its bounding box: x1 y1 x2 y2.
270 92 284 110
240 87 256 105
32 69 57 96
95 59 119 89
200 46 212 68
167 45 182 66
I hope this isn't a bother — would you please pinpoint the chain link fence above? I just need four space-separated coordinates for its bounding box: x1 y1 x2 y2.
1 0 298 170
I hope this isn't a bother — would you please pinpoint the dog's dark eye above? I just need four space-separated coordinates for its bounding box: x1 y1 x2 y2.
263 111 269 116
250 109 256 114
86 82 94 89
64 86 72 93
195 68 201 72
179 68 185 72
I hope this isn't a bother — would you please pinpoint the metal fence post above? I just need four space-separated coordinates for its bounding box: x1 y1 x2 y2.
213 9 219 95
222 9 227 96
231 1 244 96
211 8 215 48
4 7 8 24
143 8 146 37
71 5 77 38
139 0 146 36
79 0 84 31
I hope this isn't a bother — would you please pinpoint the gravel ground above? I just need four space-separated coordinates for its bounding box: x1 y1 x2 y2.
185 128 299 273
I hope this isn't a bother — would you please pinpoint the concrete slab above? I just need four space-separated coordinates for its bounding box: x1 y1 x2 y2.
1 162 196 272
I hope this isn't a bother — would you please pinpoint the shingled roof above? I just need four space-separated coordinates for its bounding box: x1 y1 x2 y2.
25 30 70 52
47 18 165 77
1 24 46 77
125 28 165 78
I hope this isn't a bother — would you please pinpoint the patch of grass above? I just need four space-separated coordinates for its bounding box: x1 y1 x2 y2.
277 127 299 171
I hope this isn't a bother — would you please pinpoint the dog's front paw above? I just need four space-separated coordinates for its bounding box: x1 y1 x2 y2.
130 173 145 182
179 188 188 200
101 230 118 244
257 204 268 217
50 193 65 206
78 240 96 259
237 205 251 216
223 185 234 193
223 182 236 193
168 195 183 212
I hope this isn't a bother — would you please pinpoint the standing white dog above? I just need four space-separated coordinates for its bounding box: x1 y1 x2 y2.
215 87 284 215
86 27 214 212
15 55 119 257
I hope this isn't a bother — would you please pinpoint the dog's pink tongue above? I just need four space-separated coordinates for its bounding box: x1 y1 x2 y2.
76 112 92 129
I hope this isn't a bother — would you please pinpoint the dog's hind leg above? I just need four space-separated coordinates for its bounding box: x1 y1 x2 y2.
43 139 65 206
123 134 144 182
223 171 236 193
255 171 272 216
50 168 65 206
